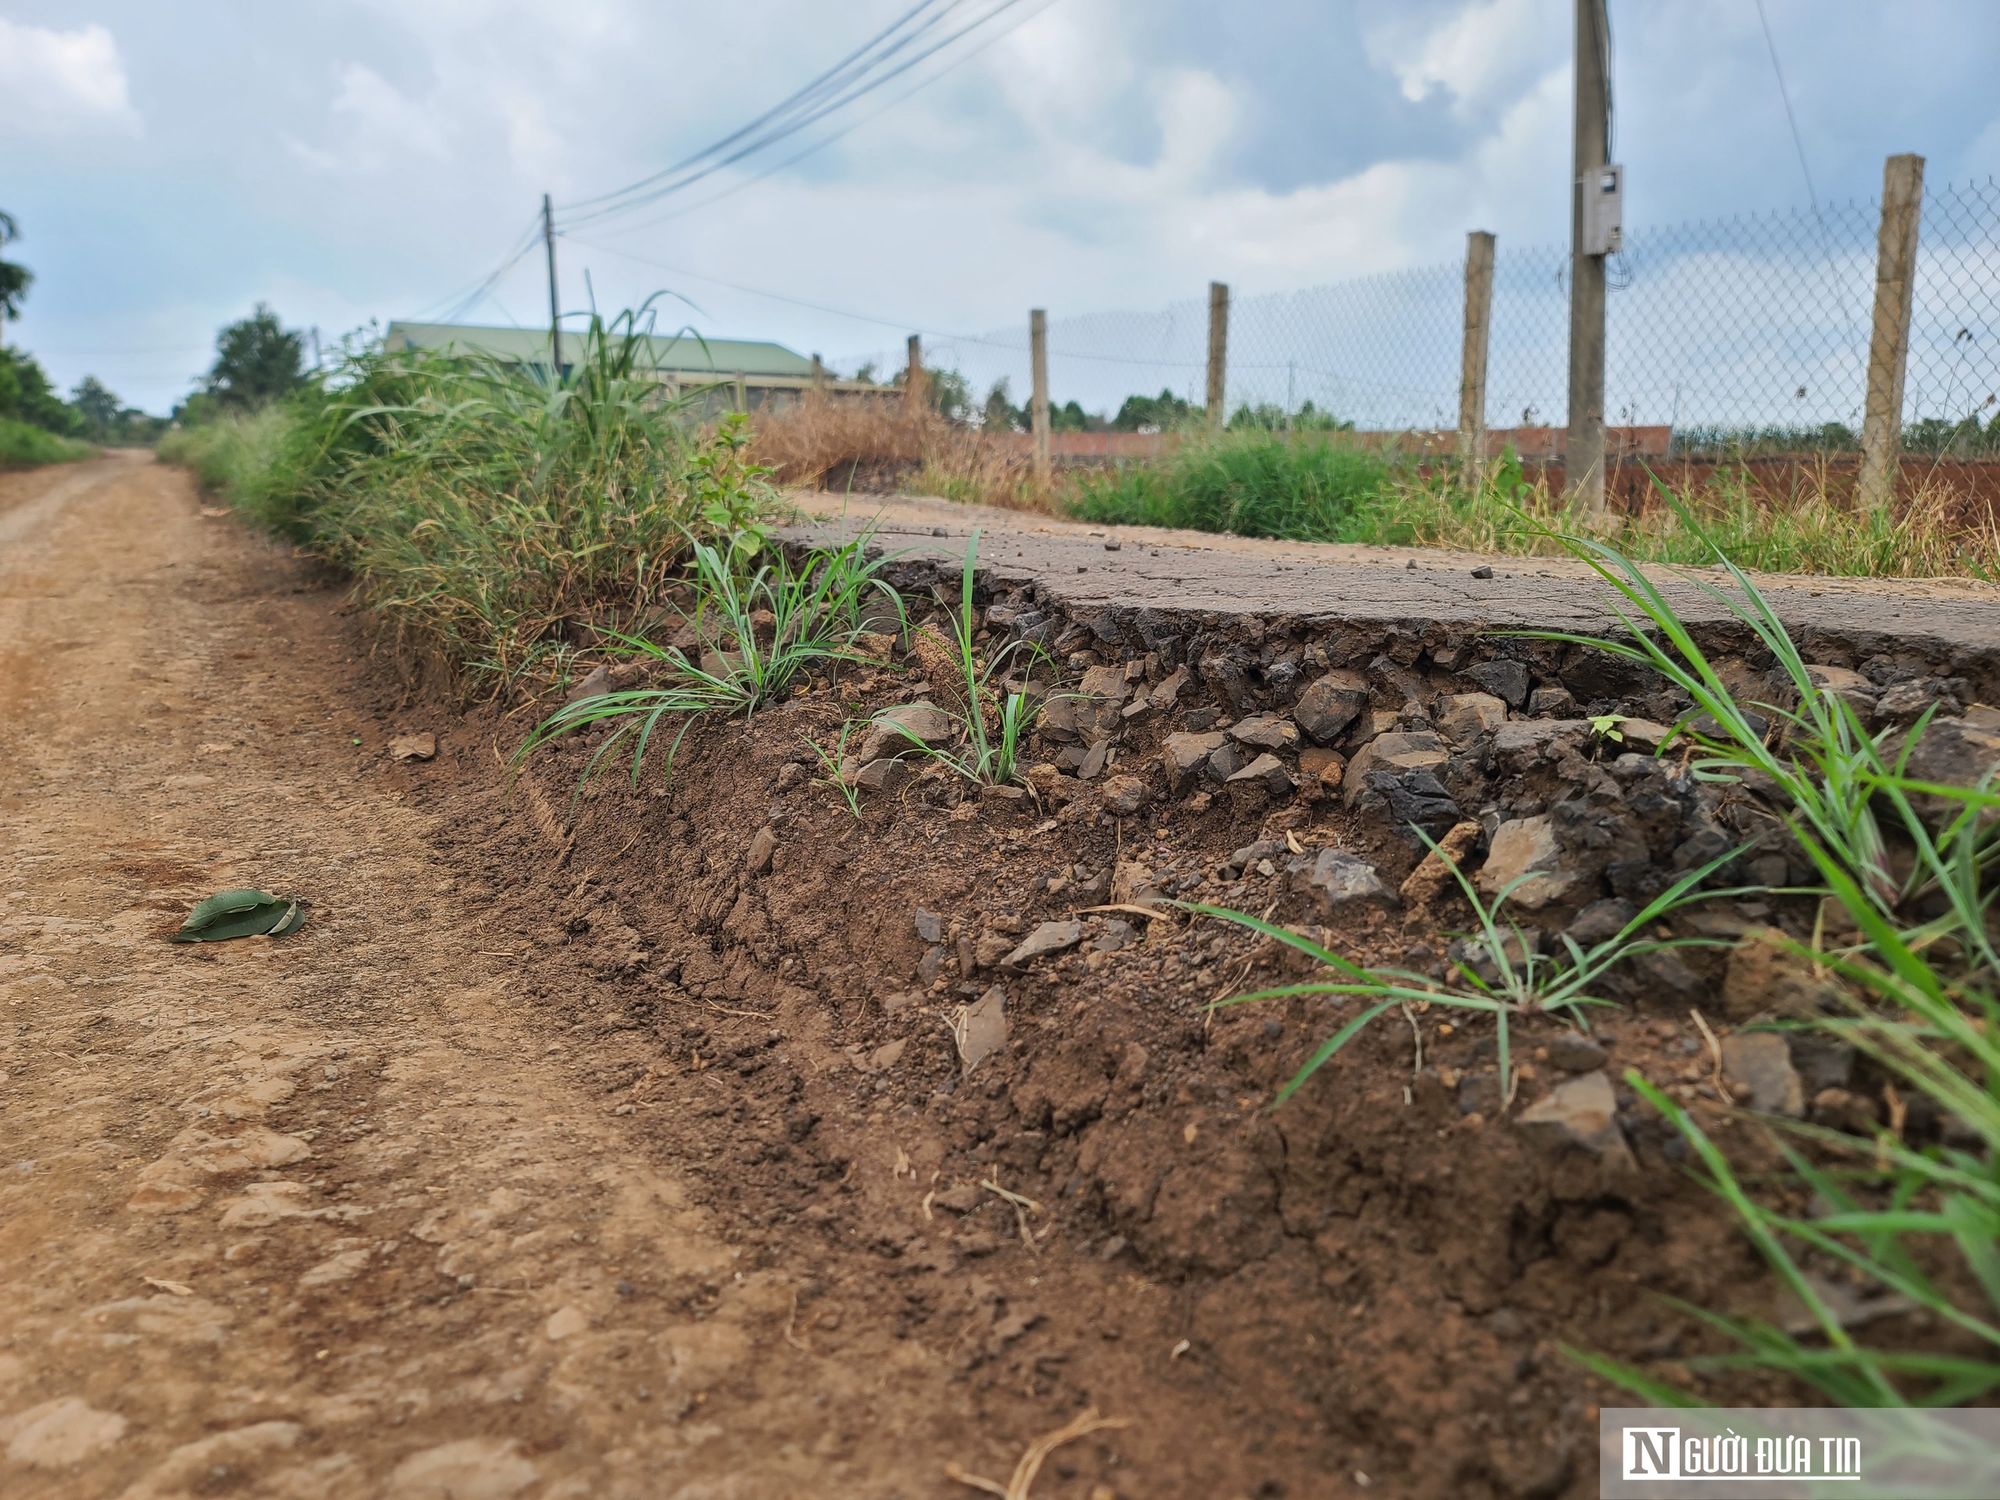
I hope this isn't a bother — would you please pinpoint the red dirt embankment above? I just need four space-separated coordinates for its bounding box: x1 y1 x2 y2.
6 455 1980 1499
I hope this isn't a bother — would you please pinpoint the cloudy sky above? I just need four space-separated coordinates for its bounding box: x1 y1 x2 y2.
5 0 1999 415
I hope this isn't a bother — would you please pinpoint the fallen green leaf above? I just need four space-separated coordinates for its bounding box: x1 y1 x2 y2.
171 888 305 943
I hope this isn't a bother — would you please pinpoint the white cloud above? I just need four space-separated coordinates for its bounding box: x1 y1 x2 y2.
0 20 140 138
288 62 454 174
1365 0 1563 116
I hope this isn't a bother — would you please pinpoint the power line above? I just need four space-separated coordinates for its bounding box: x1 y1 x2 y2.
568 0 1061 240
1754 0 1818 209
559 0 958 216
555 0 1046 232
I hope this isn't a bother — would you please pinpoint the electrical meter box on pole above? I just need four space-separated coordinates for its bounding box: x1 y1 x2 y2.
1582 164 1624 256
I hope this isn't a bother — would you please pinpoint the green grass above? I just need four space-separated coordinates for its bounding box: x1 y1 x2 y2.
1065 431 1393 541
1060 437 2000 579
156 406 305 529
1354 456 2000 578
513 526 899 803
874 530 1047 786
161 303 779 690
0 416 93 466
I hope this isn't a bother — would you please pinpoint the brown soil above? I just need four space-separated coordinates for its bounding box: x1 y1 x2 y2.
2 454 1822 1499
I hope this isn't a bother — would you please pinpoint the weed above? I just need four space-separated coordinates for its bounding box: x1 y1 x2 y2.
876 530 1048 786
805 723 865 819
512 528 901 803
1189 833 1738 1107
1354 453 2000 579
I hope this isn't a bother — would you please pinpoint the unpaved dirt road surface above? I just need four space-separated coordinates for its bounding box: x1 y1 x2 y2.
0 455 944 1497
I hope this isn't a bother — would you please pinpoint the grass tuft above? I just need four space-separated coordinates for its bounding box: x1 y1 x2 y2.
0 416 94 467
1067 431 1392 541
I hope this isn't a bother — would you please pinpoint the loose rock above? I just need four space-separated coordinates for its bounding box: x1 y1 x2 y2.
1099 774 1152 815
1163 730 1227 789
1476 815 1576 908
1294 670 1369 744
1433 693 1507 745
1515 1069 1635 1172
1003 920 1083 966
1464 659 1529 708
1721 926 1840 1021
1721 1031 1805 1116
1564 898 1636 947
1290 848 1390 911
1343 731 1448 808
955 985 1009 1075
1226 753 1293 798
389 732 436 762
1546 1033 1609 1073
1229 714 1300 752
858 703 956 763
1398 820 1482 907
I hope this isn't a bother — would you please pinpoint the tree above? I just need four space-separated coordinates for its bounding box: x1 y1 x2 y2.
0 346 82 435
71 376 121 435
1050 399 1106 433
1112 388 1197 432
0 212 30 322
205 303 306 407
981 378 1024 432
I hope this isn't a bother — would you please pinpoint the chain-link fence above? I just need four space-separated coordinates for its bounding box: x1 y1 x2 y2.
837 174 2000 450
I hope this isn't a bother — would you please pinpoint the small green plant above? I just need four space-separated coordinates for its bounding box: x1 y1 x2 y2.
511 528 901 803
1189 833 1738 1107
877 529 1049 786
804 723 865 818
689 412 778 566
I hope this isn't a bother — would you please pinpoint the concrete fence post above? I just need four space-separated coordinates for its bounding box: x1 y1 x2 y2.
1859 153 1926 511
1565 0 1610 522
1206 282 1229 432
810 353 825 397
1459 231 1496 481
1030 309 1050 487
905 334 925 416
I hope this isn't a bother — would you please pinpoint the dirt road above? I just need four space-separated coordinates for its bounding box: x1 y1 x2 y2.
0 455 959 1497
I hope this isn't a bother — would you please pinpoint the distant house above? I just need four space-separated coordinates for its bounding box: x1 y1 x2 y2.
381 321 880 415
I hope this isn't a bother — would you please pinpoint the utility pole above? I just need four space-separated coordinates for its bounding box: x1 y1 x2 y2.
1206 282 1229 433
1859 154 1925 510
1565 0 1611 521
1030 309 1050 488
542 193 562 381
1458 231 1496 482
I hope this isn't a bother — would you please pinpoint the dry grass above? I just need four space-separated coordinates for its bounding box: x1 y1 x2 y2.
748 395 1048 511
